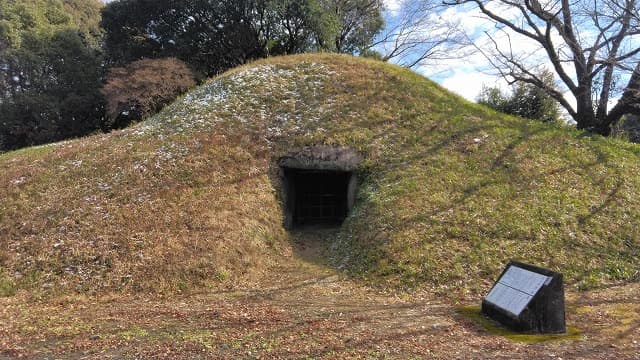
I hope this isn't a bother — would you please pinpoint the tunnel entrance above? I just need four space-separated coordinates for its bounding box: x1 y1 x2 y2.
283 169 354 227
278 146 361 230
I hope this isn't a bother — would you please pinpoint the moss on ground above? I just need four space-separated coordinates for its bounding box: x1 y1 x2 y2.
457 305 582 343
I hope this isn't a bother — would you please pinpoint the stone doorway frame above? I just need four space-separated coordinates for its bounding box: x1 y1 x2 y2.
278 146 362 230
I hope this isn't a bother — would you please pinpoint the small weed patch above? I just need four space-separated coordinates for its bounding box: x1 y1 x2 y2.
118 328 149 341
0 271 15 297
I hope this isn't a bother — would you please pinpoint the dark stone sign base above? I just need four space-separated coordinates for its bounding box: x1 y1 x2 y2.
482 261 566 334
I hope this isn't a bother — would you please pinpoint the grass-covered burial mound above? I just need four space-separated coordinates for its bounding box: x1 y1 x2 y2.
1 54 638 297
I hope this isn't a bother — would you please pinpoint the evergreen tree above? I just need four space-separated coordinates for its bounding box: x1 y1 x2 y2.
477 70 559 123
101 0 384 76
0 0 105 151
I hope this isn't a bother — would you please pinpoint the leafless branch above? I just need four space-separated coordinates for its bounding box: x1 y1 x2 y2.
445 0 640 134
374 0 472 68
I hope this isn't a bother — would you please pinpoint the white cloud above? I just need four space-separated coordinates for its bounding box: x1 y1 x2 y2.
439 69 508 101
435 5 492 37
382 2 582 108
383 0 404 14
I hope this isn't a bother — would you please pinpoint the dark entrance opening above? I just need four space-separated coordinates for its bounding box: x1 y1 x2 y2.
278 146 361 230
281 168 357 229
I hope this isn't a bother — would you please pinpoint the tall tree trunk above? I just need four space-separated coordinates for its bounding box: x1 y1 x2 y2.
607 63 640 128
574 84 597 131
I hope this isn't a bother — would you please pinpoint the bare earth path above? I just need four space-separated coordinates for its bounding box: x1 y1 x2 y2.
1 229 638 359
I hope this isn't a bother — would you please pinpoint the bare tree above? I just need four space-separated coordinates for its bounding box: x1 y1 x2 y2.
374 1 470 68
445 0 640 135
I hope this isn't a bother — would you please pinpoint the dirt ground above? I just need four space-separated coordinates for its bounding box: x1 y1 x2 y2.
1 229 638 359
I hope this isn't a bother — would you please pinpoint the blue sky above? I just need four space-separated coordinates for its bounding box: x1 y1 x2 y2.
381 0 639 115
380 0 510 101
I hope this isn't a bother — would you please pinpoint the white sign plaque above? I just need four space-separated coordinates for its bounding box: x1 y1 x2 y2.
485 266 552 316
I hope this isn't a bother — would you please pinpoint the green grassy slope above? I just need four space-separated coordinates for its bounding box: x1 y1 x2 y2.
1 54 638 297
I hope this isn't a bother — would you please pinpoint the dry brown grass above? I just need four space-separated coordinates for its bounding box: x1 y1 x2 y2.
1 252 638 358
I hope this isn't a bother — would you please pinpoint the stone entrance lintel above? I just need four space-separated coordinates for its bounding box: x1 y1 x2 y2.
278 145 362 172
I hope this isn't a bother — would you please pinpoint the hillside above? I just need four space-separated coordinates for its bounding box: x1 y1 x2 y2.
1 53 639 299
